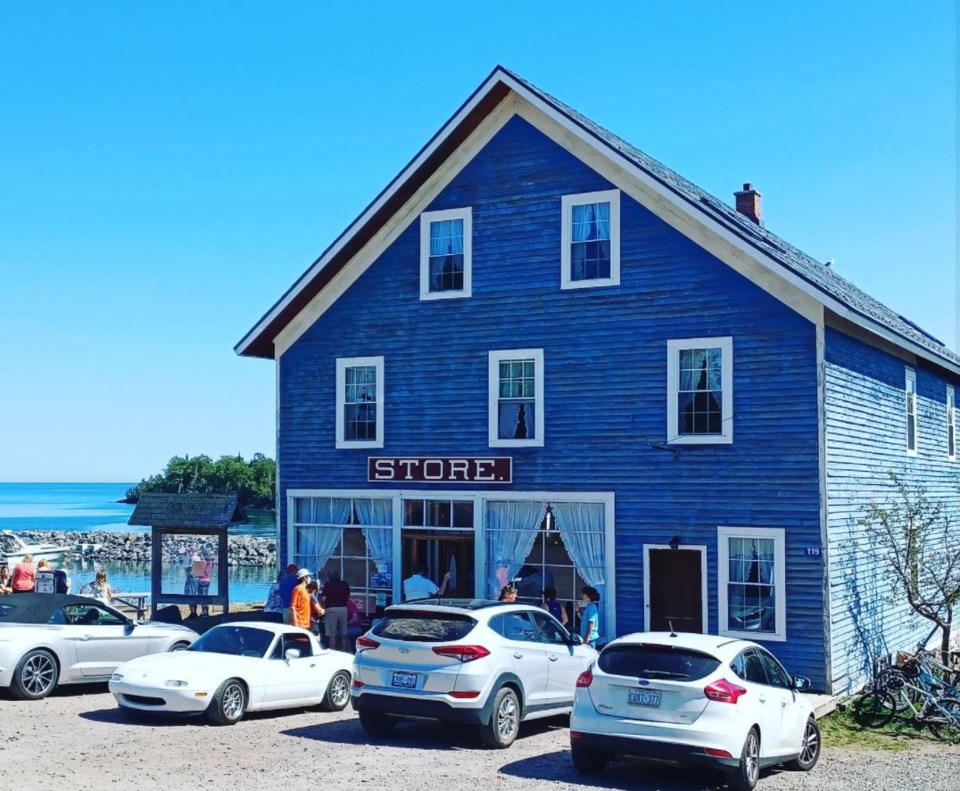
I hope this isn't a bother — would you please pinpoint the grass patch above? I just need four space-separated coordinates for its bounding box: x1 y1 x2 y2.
820 697 938 751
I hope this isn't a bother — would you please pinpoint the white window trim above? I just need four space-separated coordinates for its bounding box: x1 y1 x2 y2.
560 189 621 290
642 543 708 633
488 348 545 448
666 336 733 445
717 526 787 642
948 385 956 462
906 368 918 456
335 356 384 449
287 487 616 640
419 207 472 301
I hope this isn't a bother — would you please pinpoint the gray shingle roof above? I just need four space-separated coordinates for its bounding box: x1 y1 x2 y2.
504 68 959 370
128 493 248 528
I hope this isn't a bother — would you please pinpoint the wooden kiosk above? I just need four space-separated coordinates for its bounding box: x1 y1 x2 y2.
128 493 247 619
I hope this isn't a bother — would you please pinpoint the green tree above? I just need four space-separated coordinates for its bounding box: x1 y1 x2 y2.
860 472 960 660
126 453 276 510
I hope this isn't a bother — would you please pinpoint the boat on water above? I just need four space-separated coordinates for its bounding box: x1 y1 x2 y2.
1 530 70 568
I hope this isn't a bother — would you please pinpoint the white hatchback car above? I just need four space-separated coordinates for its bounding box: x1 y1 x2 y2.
569 632 820 790
351 599 597 748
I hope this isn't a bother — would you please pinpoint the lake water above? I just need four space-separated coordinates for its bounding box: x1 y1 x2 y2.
0 482 278 603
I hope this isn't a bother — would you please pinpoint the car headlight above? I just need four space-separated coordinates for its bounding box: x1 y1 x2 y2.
164 680 189 688
110 673 123 682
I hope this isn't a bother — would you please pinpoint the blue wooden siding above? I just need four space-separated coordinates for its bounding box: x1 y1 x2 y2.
825 328 960 694
278 114 825 685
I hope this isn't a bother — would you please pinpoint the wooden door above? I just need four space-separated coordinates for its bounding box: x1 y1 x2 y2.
647 548 704 633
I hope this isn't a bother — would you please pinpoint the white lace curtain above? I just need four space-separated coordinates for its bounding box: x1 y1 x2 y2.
355 498 393 572
294 497 350 572
485 501 547 598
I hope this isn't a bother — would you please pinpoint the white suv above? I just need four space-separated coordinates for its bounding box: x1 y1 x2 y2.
569 632 820 790
351 599 597 748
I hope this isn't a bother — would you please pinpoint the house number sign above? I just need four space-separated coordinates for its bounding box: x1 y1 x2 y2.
368 457 512 484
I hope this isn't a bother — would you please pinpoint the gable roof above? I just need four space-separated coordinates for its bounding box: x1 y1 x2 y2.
128 493 248 528
236 66 958 374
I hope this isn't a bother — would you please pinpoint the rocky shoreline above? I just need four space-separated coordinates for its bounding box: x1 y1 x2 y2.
13 530 278 568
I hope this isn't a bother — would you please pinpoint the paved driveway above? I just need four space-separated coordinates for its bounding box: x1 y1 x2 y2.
1 685 957 790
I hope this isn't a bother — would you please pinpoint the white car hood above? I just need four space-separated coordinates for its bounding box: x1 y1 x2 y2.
115 650 258 685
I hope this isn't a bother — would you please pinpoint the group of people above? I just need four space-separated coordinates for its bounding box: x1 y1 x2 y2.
0 555 73 595
497 581 601 647
264 564 361 652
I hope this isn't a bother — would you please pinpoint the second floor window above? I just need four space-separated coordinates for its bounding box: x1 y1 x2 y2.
948 385 955 461
488 349 544 447
420 207 472 300
666 337 733 444
906 368 917 455
561 189 620 289
336 357 384 449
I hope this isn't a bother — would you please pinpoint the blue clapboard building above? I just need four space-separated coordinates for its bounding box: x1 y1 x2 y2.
237 67 959 693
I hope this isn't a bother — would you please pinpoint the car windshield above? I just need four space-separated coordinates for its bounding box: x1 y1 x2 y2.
188 626 274 658
599 644 721 681
371 610 477 642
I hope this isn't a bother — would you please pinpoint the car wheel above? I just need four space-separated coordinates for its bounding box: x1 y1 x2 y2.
729 727 760 791
206 678 247 726
323 670 351 711
168 641 190 652
570 740 608 775
479 686 520 749
786 717 821 771
358 708 396 736
11 649 59 700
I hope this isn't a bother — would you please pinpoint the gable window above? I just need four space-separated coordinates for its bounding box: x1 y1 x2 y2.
336 356 384 449
420 207 472 300
488 349 544 447
948 385 956 461
666 337 733 444
906 368 917 456
718 526 786 642
560 189 620 289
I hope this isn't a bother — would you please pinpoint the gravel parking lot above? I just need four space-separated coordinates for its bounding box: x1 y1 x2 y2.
2 685 958 791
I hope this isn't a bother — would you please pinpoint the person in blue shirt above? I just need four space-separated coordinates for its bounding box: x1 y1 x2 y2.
278 563 300 625
579 585 601 648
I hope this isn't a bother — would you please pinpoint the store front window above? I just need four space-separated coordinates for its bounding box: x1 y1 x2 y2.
291 496 393 616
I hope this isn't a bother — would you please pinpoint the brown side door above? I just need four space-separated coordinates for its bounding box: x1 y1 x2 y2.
647 548 704 633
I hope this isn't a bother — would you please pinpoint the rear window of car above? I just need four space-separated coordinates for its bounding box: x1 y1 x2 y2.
371 610 477 642
0 603 18 620
598 644 721 681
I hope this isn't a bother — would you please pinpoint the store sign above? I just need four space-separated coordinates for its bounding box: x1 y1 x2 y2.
368 456 512 484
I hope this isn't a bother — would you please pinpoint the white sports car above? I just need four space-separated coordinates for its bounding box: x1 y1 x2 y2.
109 621 354 725
0 594 198 700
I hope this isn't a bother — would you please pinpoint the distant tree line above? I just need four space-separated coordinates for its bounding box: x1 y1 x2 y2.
124 453 276 510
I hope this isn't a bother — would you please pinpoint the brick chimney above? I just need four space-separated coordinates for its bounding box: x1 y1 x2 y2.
734 183 762 225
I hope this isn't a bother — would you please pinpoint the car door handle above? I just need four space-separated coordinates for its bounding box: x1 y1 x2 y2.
548 655 558 662
513 652 523 659
310 664 316 668
758 695 766 703
81 634 93 641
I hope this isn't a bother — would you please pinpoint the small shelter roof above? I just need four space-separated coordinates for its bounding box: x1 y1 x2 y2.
128 493 248 528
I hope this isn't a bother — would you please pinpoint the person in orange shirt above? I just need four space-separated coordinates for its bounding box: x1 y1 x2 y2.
289 569 315 630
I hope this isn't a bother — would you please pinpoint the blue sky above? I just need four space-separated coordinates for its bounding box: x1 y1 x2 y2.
0 2 955 482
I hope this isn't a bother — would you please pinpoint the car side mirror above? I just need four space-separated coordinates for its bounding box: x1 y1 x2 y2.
284 648 302 661
123 621 136 636
569 633 583 646
792 675 811 691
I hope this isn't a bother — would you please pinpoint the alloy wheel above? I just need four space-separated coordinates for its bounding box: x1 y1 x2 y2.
222 683 244 720
330 673 350 708
799 720 819 765
496 693 518 740
745 730 760 786
23 654 56 696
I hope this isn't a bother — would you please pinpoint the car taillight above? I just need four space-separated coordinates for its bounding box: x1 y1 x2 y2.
576 669 593 688
352 679 364 689
704 748 733 758
449 690 481 699
704 678 747 704
431 645 490 662
355 635 380 652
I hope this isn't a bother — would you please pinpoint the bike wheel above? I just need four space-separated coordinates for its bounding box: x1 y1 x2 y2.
925 697 960 744
853 691 898 728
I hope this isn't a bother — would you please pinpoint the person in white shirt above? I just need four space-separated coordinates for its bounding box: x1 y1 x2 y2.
403 564 450 601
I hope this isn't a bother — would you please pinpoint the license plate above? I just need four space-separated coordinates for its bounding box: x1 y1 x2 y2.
628 689 661 707
391 671 418 689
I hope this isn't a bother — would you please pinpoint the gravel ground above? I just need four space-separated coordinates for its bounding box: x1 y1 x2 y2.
2 685 959 791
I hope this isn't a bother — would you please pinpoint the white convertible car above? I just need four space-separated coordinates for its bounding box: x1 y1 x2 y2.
109 622 354 725
0 594 198 700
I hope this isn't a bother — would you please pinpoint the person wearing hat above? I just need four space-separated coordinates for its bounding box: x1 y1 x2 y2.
290 568 314 630
278 562 299 625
